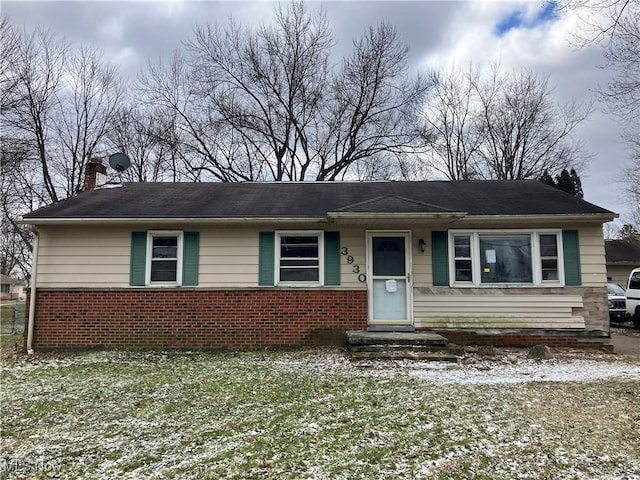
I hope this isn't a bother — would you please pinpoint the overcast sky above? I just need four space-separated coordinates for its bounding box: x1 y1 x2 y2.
3 0 632 224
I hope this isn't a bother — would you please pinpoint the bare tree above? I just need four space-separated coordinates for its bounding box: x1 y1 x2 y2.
421 65 484 180
1 17 21 114
621 148 640 227
54 45 124 196
1 17 124 275
1 23 68 203
2 21 124 202
318 22 429 180
139 52 257 182
586 2 640 229
474 66 591 180
562 1 639 226
0 139 38 278
601 7 640 121
105 106 187 182
139 1 430 182
421 64 590 181
563 0 639 116
183 2 332 181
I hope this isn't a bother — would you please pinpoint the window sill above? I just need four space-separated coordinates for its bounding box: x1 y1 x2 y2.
450 283 564 288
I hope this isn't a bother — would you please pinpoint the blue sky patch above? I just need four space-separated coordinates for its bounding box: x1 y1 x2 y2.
494 1 559 37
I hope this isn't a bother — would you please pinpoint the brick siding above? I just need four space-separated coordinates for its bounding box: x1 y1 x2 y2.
26 289 368 351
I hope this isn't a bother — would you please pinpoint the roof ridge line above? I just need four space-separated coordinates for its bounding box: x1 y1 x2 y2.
333 194 455 213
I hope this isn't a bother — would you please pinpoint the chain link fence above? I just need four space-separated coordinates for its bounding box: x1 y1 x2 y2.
0 302 25 334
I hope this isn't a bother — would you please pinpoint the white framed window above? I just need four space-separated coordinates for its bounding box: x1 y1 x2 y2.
538 233 559 282
453 234 473 283
146 231 183 286
448 230 563 287
276 231 324 286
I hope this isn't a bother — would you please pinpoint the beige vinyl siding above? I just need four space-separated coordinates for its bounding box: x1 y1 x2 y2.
412 228 431 286
37 226 131 288
577 224 608 287
214 226 366 289
413 293 585 329
36 225 265 288
607 265 637 287
338 229 367 289
35 225 367 289
34 221 606 292
198 227 258 287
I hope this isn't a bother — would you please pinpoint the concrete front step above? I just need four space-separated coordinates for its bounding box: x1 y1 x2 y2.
350 345 459 362
347 331 452 361
346 330 448 347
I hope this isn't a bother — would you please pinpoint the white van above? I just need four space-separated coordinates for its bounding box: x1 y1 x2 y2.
626 267 640 329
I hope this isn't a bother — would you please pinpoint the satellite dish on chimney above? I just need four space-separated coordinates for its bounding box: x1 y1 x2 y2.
108 153 131 172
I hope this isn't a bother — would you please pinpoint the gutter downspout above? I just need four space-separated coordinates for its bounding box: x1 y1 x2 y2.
26 230 39 354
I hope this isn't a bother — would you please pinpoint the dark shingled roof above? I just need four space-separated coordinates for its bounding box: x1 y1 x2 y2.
1 274 24 286
23 180 614 220
605 239 640 264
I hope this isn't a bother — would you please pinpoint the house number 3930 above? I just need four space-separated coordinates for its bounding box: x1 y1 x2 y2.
340 247 366 283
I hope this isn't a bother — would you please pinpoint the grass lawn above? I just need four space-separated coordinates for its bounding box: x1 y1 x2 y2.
0 333 22 354
1 348 639 479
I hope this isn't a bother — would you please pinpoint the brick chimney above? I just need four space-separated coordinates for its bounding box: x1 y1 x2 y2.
83 158 107 190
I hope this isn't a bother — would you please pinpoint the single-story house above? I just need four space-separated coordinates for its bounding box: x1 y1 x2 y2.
21 175 617 351
1 274 26 301
605 239 640 287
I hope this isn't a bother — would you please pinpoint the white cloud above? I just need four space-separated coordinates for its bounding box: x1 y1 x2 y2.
97 16 126 45
424 1 579 70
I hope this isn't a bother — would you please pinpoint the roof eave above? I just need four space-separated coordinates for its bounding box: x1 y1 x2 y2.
19 216 330 226
459 213 618 224
19 212 617 226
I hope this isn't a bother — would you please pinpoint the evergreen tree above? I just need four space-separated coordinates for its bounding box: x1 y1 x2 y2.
539 169 557 188
570 169 583 198
543 168 585 198
618 224 640 243
555 169 575 196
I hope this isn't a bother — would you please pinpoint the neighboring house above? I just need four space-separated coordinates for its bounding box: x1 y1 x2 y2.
21 179 616 351
605 239 640 287
0 274 26 301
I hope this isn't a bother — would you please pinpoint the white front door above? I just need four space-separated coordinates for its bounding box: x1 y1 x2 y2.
367 232 412 326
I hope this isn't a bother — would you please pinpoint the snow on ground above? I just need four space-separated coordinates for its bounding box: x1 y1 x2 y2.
404 357 640 384
269 347 640 385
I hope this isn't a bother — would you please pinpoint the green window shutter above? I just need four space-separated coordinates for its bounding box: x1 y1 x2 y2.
432 231 449 286
130 232 147 286
324 231 341 286
562 230 582 286
182 232 200 286
258 232 275 286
